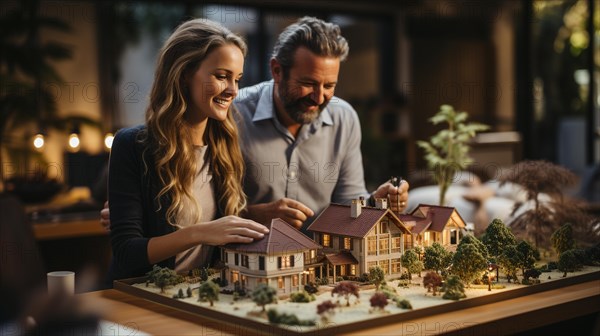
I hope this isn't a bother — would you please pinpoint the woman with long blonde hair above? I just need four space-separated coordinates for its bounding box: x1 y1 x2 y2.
107 18 268 281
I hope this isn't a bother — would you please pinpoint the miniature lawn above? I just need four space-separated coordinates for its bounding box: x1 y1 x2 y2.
130 266 600 332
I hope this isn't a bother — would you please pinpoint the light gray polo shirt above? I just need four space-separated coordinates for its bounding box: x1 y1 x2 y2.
235 80 370 230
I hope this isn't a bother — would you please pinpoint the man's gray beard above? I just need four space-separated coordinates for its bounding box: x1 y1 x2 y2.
287 108 320 124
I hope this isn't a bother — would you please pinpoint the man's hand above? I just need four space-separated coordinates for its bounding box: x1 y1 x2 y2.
372 179 410 213
243 198 314 230
100 201 110 231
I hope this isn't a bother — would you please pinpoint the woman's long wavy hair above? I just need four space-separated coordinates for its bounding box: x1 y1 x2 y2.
141 18 247 226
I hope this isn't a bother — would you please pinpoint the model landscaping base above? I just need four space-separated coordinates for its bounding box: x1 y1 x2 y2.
114 266 600 335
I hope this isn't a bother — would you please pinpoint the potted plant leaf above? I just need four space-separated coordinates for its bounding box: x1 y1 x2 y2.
417 105 488 206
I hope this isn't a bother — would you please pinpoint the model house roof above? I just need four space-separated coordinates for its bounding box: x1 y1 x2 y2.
324 251 359 265
400 204 467 233
224 218 321 254
306 203 411 238
398 214 432 234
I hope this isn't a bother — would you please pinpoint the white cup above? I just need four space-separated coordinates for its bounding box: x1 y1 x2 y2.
47 271 75 295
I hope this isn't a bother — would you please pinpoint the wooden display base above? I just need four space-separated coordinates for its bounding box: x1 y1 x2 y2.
114 270 600 335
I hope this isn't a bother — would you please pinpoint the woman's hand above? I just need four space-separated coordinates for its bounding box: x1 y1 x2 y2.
147 215 269 264
192 215 270 245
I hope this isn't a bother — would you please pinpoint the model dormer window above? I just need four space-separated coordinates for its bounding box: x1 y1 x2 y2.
380 220 388 233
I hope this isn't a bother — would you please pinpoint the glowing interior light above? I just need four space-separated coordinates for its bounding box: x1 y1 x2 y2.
68 133 80 149
33 134 45 149
104 133 114 149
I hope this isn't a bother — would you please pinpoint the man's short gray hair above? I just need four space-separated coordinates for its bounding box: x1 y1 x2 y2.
272 17 349 76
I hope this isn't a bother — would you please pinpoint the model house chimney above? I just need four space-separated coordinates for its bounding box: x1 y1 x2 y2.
351 199 362 218
375 198 388 209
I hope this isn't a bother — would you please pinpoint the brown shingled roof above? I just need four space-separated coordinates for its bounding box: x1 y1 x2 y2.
225 218 321 254
324 252 358 265
407 204 466 232
307 203 411 238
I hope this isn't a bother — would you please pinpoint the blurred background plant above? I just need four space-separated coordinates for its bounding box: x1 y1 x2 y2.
417 105 489 206
0 0 100 199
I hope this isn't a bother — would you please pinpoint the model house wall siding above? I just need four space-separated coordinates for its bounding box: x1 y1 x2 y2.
223 250 306 294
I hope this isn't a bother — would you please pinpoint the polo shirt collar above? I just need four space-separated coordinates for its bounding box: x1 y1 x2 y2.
251 80 334 126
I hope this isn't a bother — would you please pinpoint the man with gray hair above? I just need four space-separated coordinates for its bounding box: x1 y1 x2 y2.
237 17 409 231
101 17 409 233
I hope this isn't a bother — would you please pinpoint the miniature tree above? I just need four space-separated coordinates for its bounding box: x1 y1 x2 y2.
369 292 389 312
317 300 337 322
551 223 575 256
442 275 466 300
331 281 360 307
558 249 582 277
516 240 537 276
422 271 443 296
499 160 581 248
251 283 277 312
146 265 162 281
417 104 489 205
197 280 220 306
150 266 183 294
481 218 516 261
452 242 488 287
498 245 520 283
423 242 452 274
368 266 385 291
460 235 489 257
401 249 423 279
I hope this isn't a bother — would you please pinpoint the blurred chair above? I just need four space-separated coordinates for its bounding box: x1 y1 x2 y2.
0 193 44 323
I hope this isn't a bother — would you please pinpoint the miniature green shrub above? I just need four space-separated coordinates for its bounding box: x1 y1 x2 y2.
289 291 315 303
586 243 600 264
442 275 466 301
267 309 316 326
304 282 318 295
396 299 413 309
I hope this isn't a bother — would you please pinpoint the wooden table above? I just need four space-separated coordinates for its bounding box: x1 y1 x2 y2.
80 279 600 335
33 218 107 240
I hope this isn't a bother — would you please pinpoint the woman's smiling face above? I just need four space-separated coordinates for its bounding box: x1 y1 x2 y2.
186 43 244 121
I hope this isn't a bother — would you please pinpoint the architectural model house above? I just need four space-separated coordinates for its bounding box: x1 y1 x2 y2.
307 198 413 281
222 218 322 294
398 204 467 251
306 200 467 282
223 201 467 291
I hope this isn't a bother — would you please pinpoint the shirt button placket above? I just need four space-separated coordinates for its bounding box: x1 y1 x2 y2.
286 148 299 200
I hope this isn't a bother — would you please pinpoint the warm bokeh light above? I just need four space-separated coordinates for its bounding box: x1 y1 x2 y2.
68 133 80 150
33 134 45 149
104 133 114 150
